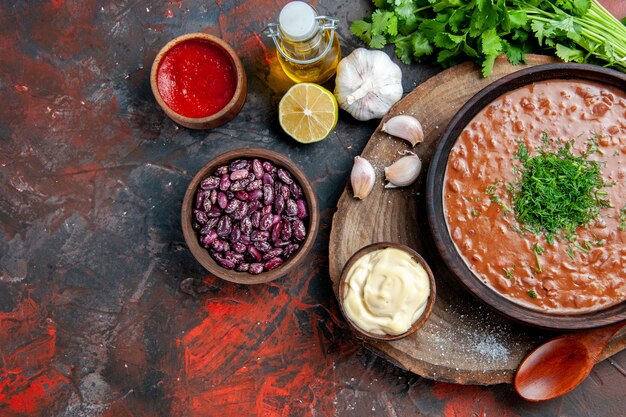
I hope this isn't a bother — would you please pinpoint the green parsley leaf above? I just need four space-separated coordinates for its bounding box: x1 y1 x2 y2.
527 289 538 299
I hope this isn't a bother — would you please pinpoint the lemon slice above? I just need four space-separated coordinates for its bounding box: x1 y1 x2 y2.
279 83 338 144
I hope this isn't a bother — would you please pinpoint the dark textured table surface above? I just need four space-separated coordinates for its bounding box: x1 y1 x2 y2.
1 1 625 416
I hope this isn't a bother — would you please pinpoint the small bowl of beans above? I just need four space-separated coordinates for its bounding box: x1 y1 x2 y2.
182 148 319 284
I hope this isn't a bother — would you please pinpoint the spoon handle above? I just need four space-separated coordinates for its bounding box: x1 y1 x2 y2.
574 321 626 360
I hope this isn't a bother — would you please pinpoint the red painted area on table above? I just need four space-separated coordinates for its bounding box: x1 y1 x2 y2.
433 382 520 417
171 258 356 417
50 0 65 9
157 39 237 118
0 297 71 416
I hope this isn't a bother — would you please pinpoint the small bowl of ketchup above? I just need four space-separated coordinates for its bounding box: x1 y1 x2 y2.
150 33 247 129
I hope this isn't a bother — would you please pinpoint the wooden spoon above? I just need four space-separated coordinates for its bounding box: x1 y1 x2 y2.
515 321 626 401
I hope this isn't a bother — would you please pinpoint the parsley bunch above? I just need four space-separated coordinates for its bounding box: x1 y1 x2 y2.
351 0 626 76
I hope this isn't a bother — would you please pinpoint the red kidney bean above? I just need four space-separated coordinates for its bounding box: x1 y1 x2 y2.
251 230 270 242
265 257 284 270
261 205 272 217
201 176 220 190
212 238 225 252
230 225 241 242
217 192 228 209
240 216 252 235
293 219 306 241
195 191 204 209
249 263 264 274
216 165 229 175
296 199 308 219
229 159 249 171
217 216 232 237
285 199 298 217
254 241 272 252
219 174 231 190
284 243 299 258
194 210 208 224
224 199 240 214
247 246 262 262
262 161 276 173
247 200 261 213
247 188 262 201
262 173 274 186
215 255 235 270
232 241 246 254
275 240 289 247
202 194 212 213
252 159 264 178
230 180 248 192
224 251 244 265
271 222 283 242
263 184 274 205
230 169 249 181
259 214 273 231
246 179 263 191
210 189 218 204
207 206 222 218
290 182 302 198
251 211 261 228
240 235 251 245
236 263 250 272
263 248 283 261
281 219 292 240
200 230 217 247
274 195 285 214
235 190 248 201
233 202 248 221
279 186 289 201
277 168 293 184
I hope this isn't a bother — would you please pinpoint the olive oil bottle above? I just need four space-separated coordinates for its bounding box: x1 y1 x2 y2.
264 1 341 84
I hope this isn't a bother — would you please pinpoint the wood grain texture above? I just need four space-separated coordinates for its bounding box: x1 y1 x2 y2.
329 55 626 385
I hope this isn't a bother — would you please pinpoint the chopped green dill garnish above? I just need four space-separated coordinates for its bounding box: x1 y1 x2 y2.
472 209 480 217
512 140 610 243
504 269 515 280
566 247 575 261
532 243 544 272
572 242 590 254
485 182 500 196
515 141 529 162
541 132 550 145
527 289 538 299
619 205 626 232
613 151 620 157
583 136 603 157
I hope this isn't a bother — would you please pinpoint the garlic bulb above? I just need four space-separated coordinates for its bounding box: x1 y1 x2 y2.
334 48 403 121
382 115 424 146
384 154 422 188
351 156 376 199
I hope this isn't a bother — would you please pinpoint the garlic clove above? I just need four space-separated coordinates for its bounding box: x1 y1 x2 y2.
351 156 376 199
382 115 424 146
384 154 422 188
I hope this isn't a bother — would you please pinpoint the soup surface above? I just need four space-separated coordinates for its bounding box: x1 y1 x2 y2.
444 80 626 313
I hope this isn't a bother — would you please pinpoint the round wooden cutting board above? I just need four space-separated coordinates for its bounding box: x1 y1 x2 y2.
329 55 626 385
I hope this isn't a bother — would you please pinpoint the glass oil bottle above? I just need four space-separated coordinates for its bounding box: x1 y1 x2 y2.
264 1 341 84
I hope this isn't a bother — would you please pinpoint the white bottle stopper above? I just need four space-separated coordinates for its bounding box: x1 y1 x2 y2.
279 1 317 41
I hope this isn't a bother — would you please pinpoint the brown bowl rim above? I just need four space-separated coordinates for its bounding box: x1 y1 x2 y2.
181 148 319 284
425 63 626 330
338 242 436 341
150 32 247 129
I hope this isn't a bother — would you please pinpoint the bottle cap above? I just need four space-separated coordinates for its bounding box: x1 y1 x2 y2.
279 1 317 42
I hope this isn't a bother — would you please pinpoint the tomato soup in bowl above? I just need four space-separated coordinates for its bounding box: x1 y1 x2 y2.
427 64 626 330
150 33 247 129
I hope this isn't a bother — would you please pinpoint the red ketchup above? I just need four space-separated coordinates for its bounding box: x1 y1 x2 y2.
157 39 237 118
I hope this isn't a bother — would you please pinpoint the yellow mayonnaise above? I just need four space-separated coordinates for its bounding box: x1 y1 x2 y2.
342 247 430 336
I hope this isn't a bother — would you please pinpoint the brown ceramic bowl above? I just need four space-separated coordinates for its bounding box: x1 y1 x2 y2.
150 32 247 129
338 242 436 341
426 63 626 330
182 148 319 284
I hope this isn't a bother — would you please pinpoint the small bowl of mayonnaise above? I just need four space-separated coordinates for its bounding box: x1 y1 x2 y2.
338 242 436 341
